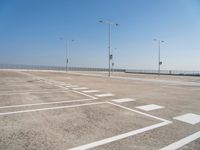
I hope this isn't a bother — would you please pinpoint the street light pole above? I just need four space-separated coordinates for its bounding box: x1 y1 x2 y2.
60 38 74 72
66 40 68 72
154 39 164 76
108 24 111 77
99 20 118 77
111 48 116 73
158 40 161 75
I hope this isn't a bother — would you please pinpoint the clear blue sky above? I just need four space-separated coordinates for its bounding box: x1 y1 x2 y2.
0 0 200 70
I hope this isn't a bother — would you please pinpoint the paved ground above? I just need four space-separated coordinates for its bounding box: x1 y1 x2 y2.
0 70 199 150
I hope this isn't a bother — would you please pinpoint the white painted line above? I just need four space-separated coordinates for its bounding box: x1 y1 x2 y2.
72 87 88 90
68 102 172 150
0 102 106 116
57 86 69 89
136 104 165 111
72 90 97 100
60 82 68 85
95 93 114 97
83 90 100 93
160 131 200 150
0 89 67 96
69 121 170 150
173 113 200 125
0 98 94 109
61 83 71 86
65 85 78 88
112 98 135 103
20 73 97 101
108 102 171 123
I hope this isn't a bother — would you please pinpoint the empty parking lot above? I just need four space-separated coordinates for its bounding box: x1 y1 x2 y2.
0 70 199 150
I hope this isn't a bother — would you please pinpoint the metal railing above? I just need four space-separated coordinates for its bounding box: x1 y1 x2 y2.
0 64 125 72
125 69 200 76
0 64 199 76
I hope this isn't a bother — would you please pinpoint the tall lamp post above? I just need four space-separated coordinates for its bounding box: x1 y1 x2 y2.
111 48 117 73
99 20 119 77
154 39 164 76
60 38 74 72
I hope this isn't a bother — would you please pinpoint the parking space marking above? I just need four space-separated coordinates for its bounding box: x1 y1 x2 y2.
160 131 200 150
0 75 98 109
136 104 165 111
0 98 95 109
61 83 71 86
95 93 114 97
0 90 69 96
0 102 106 116
17 73 98 101
69 122 170 150
58 82 69 85
72 90 97 100
66 85 78 88
69 102 172 150
0 88 68 95
0 89 98 110
173 113 200 125
112 98 135 103
72 87 89 90
7 71 185 150
108 102 170 122
83 90 100 93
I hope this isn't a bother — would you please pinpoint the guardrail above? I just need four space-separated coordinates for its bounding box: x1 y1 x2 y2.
0 64 125 72
0 64 199 76
125 69 200 76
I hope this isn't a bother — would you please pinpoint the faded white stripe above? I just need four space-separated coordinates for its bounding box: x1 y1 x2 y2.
83 90 99 93
72 87 88 90
95 93 114 97
160 131 200 150
112 98 135 103
69 122 170 150
0 102 106 116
